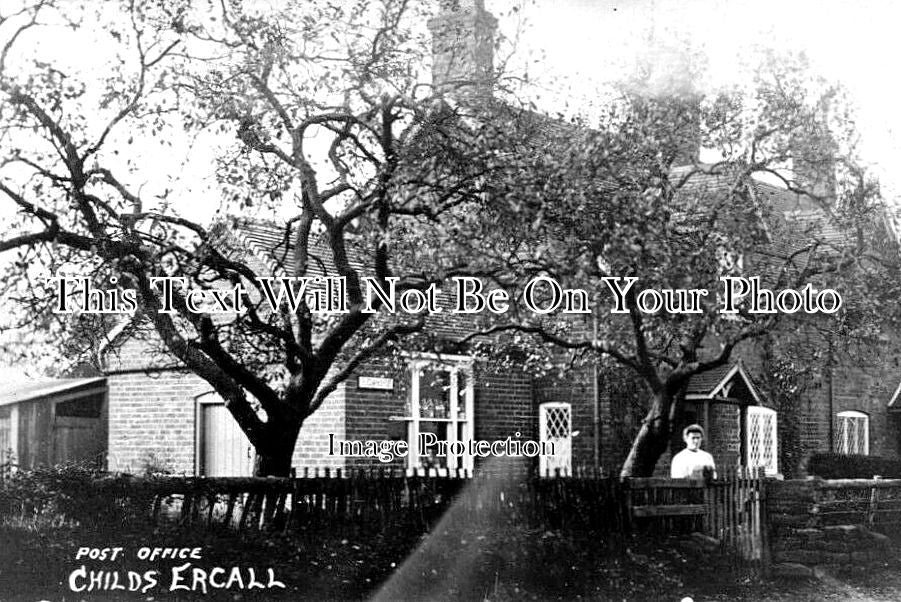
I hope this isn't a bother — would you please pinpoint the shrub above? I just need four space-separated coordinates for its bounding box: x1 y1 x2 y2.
0 448 15 480
805 453 901 479
0 462 150 529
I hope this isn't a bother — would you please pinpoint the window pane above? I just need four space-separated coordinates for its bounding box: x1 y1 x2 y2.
836 412 869 455
405 360 474 474
419 366 451 419
457 421 467 444
747 407 777 474
456 371 468 419
417 421 448 470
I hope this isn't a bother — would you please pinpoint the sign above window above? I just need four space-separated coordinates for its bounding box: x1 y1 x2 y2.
358 376 394 391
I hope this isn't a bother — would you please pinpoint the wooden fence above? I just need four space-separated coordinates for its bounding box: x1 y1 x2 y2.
0 466 769 574
808 478 901 531
77 469 629 536
77 469 762 546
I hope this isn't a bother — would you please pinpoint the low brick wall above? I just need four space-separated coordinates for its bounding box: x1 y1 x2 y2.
771 524 890 575
768 479 818 532
767 478 900 576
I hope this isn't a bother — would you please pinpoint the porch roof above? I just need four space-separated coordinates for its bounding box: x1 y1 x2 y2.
684 362 762 404
0 377 106 407
888 380 901 411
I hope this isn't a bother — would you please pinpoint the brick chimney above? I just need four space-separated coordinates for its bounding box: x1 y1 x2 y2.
669 95 701 167
427 0 497 100
631 44 702 167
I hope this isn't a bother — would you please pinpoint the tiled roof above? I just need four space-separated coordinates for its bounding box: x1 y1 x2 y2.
888 380 901 410
754 181 848 248
685 362 761 404
227 219 478 341
667 168 863 288
685 364 735 396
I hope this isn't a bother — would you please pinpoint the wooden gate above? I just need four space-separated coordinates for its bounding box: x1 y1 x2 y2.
626 469 767 569
704 469 767 563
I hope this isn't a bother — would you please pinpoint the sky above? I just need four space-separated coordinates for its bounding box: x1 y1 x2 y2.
9 0 901 218
152 0 901 218
506 0 901 200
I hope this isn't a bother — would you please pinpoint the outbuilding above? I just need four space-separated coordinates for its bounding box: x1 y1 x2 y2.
0 377 107 469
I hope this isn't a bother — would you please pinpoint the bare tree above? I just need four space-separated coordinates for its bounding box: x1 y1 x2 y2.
455 53 900 476
0 0 522 475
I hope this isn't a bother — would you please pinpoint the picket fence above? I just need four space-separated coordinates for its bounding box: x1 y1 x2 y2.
88 468 629 536
72 466 764 569
10 461 901 578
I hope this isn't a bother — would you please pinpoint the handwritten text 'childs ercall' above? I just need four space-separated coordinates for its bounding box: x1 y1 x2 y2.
49 275 842 316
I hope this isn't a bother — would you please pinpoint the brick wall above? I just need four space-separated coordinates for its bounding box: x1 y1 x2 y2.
98 316 901 480
343 359 407 471
534 364 596 468
105 330 347 475
476 368 535 441
338 359 535 472
829 359 899 459
684 332 901 477
106 370 204 474
707 402 741 469
294 386 346 471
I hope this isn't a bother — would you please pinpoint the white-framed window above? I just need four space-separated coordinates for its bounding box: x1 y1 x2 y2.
835 410 869 455
746 405 778 475
539 402 572 477
401 356 474 475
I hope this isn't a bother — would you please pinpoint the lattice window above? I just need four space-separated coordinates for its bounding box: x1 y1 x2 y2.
835 410 869 455
545 405 570 439
747 406 778 475
539 403 572 477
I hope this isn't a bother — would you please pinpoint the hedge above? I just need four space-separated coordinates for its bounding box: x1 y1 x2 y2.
805 453 901 479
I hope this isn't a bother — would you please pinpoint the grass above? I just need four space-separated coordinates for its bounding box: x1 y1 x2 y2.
7 517 897 601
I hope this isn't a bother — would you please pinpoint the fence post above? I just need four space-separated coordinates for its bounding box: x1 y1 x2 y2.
180 493 193 526
867 476 881 528
759 473 771 575
621 477 632 533
703 479 713 535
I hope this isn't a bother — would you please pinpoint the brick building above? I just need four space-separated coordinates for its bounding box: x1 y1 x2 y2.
4 0 899 479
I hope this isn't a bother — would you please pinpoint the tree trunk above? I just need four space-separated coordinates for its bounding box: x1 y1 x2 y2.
619 390 675 477
254 449 294 477
253 421 302 477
